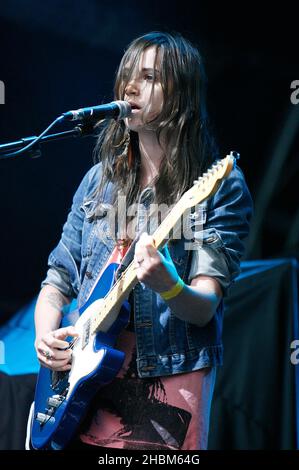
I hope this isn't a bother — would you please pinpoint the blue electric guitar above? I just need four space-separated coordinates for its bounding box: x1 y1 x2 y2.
30 153 235 450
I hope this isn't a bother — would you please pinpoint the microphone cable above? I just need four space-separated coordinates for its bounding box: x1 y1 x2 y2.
1 115 64 159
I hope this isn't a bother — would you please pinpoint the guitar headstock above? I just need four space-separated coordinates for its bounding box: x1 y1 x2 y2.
181 152 236 209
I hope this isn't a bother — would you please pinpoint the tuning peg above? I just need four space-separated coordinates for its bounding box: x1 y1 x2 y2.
193 177 203 184
229 150 240 160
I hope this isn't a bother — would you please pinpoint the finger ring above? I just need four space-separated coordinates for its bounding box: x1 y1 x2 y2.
43 349 52 360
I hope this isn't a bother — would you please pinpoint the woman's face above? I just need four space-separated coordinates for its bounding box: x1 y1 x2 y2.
123 46 164 132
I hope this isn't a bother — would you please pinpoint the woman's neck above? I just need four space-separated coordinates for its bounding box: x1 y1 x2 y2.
138 130 164 188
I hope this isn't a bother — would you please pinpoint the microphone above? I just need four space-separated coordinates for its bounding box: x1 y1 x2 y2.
61 100 131 122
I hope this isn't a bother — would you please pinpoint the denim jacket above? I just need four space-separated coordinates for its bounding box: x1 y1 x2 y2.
42 160 253 378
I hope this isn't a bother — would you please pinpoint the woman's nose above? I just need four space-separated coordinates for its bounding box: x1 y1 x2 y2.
125 78 140 96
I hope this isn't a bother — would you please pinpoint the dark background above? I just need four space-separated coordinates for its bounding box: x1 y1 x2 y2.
0 0 298 317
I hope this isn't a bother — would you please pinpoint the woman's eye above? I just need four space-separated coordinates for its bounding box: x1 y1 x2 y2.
145 74 154 81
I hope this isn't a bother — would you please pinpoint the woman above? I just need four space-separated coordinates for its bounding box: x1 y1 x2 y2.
34 31 252 450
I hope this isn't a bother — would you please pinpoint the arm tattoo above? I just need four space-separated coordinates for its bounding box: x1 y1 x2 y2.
46 292 68 312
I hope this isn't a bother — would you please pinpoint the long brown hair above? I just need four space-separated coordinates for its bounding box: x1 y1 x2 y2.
94 31 218 209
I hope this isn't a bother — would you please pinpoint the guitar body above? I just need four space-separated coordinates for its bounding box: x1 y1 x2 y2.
31 256 130 450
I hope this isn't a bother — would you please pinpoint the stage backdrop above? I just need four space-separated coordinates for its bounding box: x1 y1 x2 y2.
0 258 298 450
209 258 298 450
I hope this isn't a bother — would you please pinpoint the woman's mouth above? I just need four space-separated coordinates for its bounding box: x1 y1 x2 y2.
127 102 141 113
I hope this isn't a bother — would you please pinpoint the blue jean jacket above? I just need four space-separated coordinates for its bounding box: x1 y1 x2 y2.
42 161 253 378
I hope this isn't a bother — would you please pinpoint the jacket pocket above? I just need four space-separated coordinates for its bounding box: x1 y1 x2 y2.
81 199 114 257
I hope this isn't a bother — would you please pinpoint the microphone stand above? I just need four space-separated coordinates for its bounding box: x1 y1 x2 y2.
0 121 97 160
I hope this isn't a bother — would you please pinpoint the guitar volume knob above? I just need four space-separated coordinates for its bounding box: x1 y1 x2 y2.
47 396 63 408
36 412 55 424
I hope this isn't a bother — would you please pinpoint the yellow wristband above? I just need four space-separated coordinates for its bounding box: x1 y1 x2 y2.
160 277 185 301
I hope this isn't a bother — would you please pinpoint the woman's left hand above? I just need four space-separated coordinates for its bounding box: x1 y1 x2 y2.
134 232 178 293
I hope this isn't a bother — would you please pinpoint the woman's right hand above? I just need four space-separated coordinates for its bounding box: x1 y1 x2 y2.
35 326 79 371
